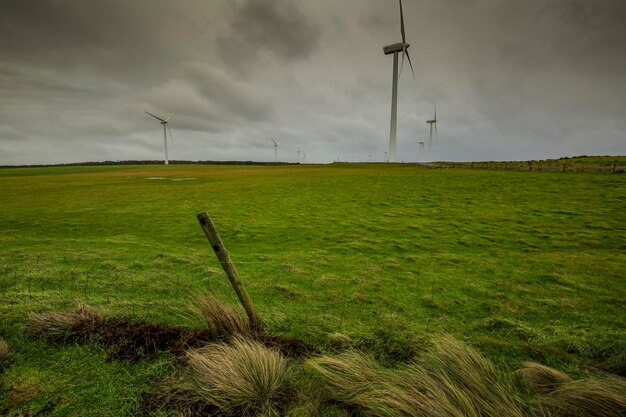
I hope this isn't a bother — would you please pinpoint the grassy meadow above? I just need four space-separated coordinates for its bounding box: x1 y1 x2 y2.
0 162 624 415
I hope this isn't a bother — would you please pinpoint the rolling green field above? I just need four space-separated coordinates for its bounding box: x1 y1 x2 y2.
1 163 625 415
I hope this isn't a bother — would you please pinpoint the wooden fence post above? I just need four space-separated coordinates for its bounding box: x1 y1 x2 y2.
196 212 263 331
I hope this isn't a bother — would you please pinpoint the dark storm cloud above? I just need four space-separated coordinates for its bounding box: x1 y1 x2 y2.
216 0 321 69
0 0 220 81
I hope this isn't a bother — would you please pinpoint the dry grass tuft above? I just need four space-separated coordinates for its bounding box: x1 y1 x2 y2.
180 337 289 416
306 350 385 400
0 337 12 371
538 375 626 417
409 336 527 417
26 304 102 343
307 350 424 417
191 293 251 339
306 336 529 417
517 362 571 393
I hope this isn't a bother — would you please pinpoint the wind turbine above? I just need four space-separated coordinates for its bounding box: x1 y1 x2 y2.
271 138 278 162
426 105 438 162
297 146 301 163
145 111 174 165
384 0 414 163
418 140 425 160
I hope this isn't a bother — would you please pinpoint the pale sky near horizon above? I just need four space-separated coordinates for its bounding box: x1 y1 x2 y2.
1 0 625 165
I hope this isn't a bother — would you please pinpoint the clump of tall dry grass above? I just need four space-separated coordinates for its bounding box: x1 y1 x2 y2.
541 376 626 417
179 337 289 416
517 362 572 393
407 336 527 417
0 337 11 371
518 365 626 417
306 349 423 417
191 293 251 339
307 336 529 417
26 304 102 343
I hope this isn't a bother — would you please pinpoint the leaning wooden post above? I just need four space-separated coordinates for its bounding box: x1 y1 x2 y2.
196 212 263 331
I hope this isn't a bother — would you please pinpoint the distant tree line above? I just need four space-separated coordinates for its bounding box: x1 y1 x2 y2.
0 160 297 169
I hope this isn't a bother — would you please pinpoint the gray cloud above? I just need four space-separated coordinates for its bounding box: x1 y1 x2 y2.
217 0 321 69
0 0 624 165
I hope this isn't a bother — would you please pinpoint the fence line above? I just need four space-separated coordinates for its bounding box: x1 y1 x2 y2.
427 162 625 173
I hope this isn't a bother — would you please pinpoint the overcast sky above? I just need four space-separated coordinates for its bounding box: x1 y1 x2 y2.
1 0 625 165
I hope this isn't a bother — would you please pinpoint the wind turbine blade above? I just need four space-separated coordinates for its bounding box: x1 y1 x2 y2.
399 0 406 44
167 124 174 144
272 139 277 146
406 49 415 78
434 104 437 121
165 112 175 122
398 0 411 78
145 111 166 123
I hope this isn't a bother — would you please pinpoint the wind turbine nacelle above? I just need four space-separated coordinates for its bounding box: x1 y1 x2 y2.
383 42 408 55
427 119 436 124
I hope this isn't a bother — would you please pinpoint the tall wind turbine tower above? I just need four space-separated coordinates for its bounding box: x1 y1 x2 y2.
384 0 414 163
418 141 425 160
271 139 278 162
145 111 174 165
426 105 438 162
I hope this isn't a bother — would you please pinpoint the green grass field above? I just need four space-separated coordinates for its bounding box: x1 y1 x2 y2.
1 162 624 415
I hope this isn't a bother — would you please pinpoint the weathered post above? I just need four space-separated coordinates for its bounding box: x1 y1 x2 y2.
196 212 263 331
613 163 617 173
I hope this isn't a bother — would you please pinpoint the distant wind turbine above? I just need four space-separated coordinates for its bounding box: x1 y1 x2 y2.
384 0 414 163
145 111 174 165
297 146 301 163
426 105 438 162
271 138 278 162
418 140 425 160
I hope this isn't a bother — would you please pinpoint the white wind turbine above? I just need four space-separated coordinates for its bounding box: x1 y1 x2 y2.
384 0 414 163
418 140 425 160
271 138 278 162
426 105 438 162
145 111 174 165
297 146 301 163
